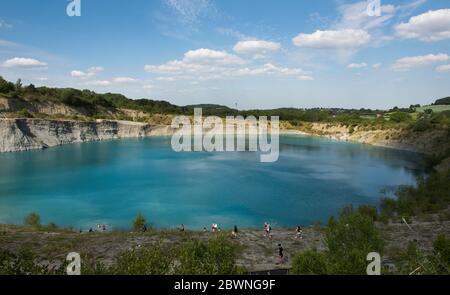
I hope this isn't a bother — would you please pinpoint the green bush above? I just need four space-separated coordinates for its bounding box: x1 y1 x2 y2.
111 245 172 275
132 213 147 232
176 236 242 275
411 118 432 132
24 213 41 228
0 249 49 275
389 112 411 123
325 209 384 274
432 234 450 274
382 171 450 217
356 205 379 221
291 249 328 275
16 108 33 118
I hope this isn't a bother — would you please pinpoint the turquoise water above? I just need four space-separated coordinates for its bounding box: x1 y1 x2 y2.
0 135 425 230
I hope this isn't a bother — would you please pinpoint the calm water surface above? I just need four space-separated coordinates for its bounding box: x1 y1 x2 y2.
0 135 425 229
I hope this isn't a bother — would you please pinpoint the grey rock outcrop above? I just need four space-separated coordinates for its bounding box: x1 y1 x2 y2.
0 119 172 152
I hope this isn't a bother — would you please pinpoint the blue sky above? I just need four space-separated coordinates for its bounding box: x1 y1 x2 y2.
1 0 450 109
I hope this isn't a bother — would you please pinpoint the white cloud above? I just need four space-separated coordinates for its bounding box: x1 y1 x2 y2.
292 29 371 49
233 40 281 54
84 80 111 87
113 77 138 84
143 84 154 89
436 64 450 73
35 77 48 81
156 76 177 82
145 49 246 76
183 48 246 65
71 66 104 79
145 49 313 82
395 9 450 42
347 62 367 69
234 63 314 80
70 70 87 78
144 48 247 80
2 57 47 68
392 54 449 71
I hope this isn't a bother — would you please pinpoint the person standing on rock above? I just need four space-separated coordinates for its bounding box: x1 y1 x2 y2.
296 226 303 239
278 244 284 264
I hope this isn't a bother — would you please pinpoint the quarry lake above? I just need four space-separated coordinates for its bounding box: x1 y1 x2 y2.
0 135 426 230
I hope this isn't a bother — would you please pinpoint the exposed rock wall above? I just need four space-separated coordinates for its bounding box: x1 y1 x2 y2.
0 119 172 152
293 122 449 155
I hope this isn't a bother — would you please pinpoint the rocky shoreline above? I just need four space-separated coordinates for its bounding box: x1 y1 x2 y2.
284 123 448 155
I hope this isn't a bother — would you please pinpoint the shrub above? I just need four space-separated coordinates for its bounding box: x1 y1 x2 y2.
111 245 172 275
16 108 33 118
291 249 328 275
398 172 450 215
356 205 379 221
389 112 411 123
176 236 241 275
0 249 48 275
24 213 41 228
325 209 384 274
397 242 429 275
432 234 450 274
46 222 58 231
411 119 432 132
132 213 147 232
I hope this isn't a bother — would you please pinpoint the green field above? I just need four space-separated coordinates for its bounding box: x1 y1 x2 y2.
416 105 450 113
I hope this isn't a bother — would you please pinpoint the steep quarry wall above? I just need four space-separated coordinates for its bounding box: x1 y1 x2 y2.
0 119 172 152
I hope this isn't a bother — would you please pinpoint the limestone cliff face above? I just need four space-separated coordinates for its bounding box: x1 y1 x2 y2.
0 119 172 153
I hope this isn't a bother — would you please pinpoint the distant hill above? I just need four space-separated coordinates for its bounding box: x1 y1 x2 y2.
434 97 450 105
185 104 238 116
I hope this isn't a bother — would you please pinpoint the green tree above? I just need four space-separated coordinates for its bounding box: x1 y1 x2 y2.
291 249 328 275
24 213 41 228
325 209 384 274
15 79 22 90
0 76 15 93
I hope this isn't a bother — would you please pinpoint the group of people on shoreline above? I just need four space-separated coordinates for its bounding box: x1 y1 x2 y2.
82 224 107 233
80 221 304 264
